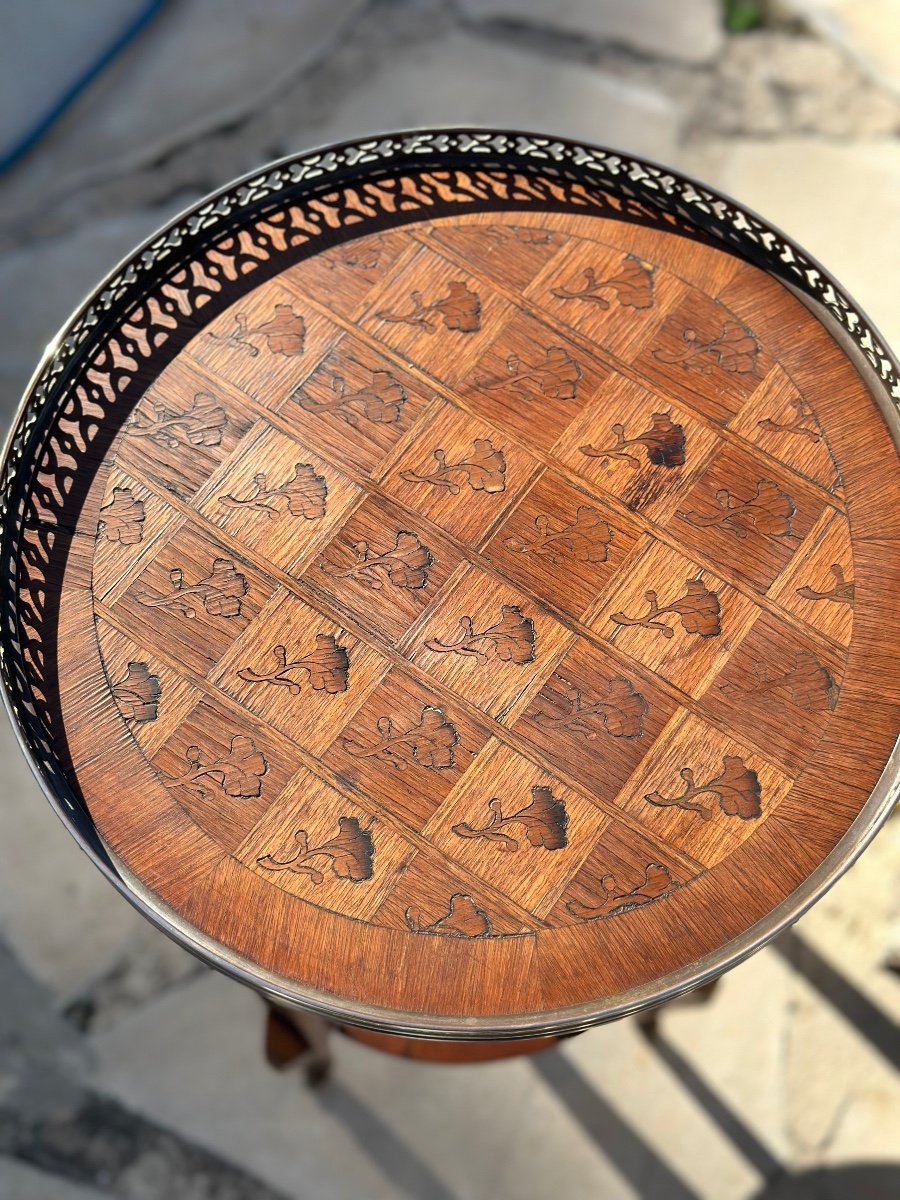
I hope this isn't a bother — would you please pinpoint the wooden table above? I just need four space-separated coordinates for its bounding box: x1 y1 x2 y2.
2 131 898 1060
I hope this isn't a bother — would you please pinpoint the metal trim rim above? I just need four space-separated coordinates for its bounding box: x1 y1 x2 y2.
1 126 898 1039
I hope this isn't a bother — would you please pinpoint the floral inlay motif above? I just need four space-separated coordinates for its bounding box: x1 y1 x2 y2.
135 558 248 619
653 321 759 374
531 676 648 739
294 367 407 427
610 578 721 639
238 635 350 694
551 254 655 310
206 304 306 357
796 564 853 606
258 816 376 884
424 604 536 664
452 786 568 851
321 530 433 590
218 463 327 520
580 412 686 469
399 439 506 494
645 756 762 821
111 662 161 723
323 236 385 270
566 864 681 922
757 396 821 443
481 345 582 400
503 506 612 564
677 481 796 539
162 735 268 800
341 706 459 770
376 281 481 332
98 487 145 544
721 652 839 712
404 894 493 938
127 391 227 449
478 224 554 246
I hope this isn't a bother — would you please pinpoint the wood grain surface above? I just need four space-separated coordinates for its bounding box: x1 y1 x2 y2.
24 172 900 1035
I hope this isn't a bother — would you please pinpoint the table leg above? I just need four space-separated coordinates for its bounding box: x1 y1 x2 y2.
263 1002 333 1085
637 979 721 1041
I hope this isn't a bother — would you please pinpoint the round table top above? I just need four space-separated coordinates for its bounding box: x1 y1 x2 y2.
3 132 899 1038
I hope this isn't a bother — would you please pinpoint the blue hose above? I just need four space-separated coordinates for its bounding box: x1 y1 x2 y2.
0 0 167 174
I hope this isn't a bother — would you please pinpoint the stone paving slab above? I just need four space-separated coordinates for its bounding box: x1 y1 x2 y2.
0 711 147 997
89 973 457 1200
798 816 900 1024
91 968 740 1200
294 29 681 162
663 951 795 1169
696 30 900 137
774 0 900 97
1 1091 295 1200
0 1157 110 1200
458 0 725 63
669 921 900 1176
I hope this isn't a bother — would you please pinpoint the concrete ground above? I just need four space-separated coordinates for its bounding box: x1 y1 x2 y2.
1 2 899 1196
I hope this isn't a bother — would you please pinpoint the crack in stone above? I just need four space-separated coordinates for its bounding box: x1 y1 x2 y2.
0 1092 293 1200
61 940 207 1036
452 7 718 70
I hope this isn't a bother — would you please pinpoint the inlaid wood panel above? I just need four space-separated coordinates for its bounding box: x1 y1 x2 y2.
378 399 539 544
274 333 433 477
302 494 465 645
590 537 760 698
482 470 639 620
18 162 898 1038
321 666 493 833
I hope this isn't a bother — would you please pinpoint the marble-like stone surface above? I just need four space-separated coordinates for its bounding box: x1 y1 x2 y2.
459 0 725 64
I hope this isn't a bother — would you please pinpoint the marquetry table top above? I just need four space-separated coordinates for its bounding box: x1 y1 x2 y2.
3 133 898 1039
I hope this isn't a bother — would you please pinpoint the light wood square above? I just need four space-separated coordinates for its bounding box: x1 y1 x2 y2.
424 216 567 293
526 238 685 362
93 468 181 604
768 510 853 647
236 768 414 921
186 279 341 407
110 520 278 678
630 288 771 425
403 565 575 723
114 358 257 501
380 400 539 546
212 590 389 755
94 619 200 762
276 332 432 478
554 373 722 523
728 365 841 496
359 244 513 387
195 422 363 574
455 308 609 450
613 711 793 868
423 742 609 917
589 537 760 699
278 230 416 322
483 470 638 621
